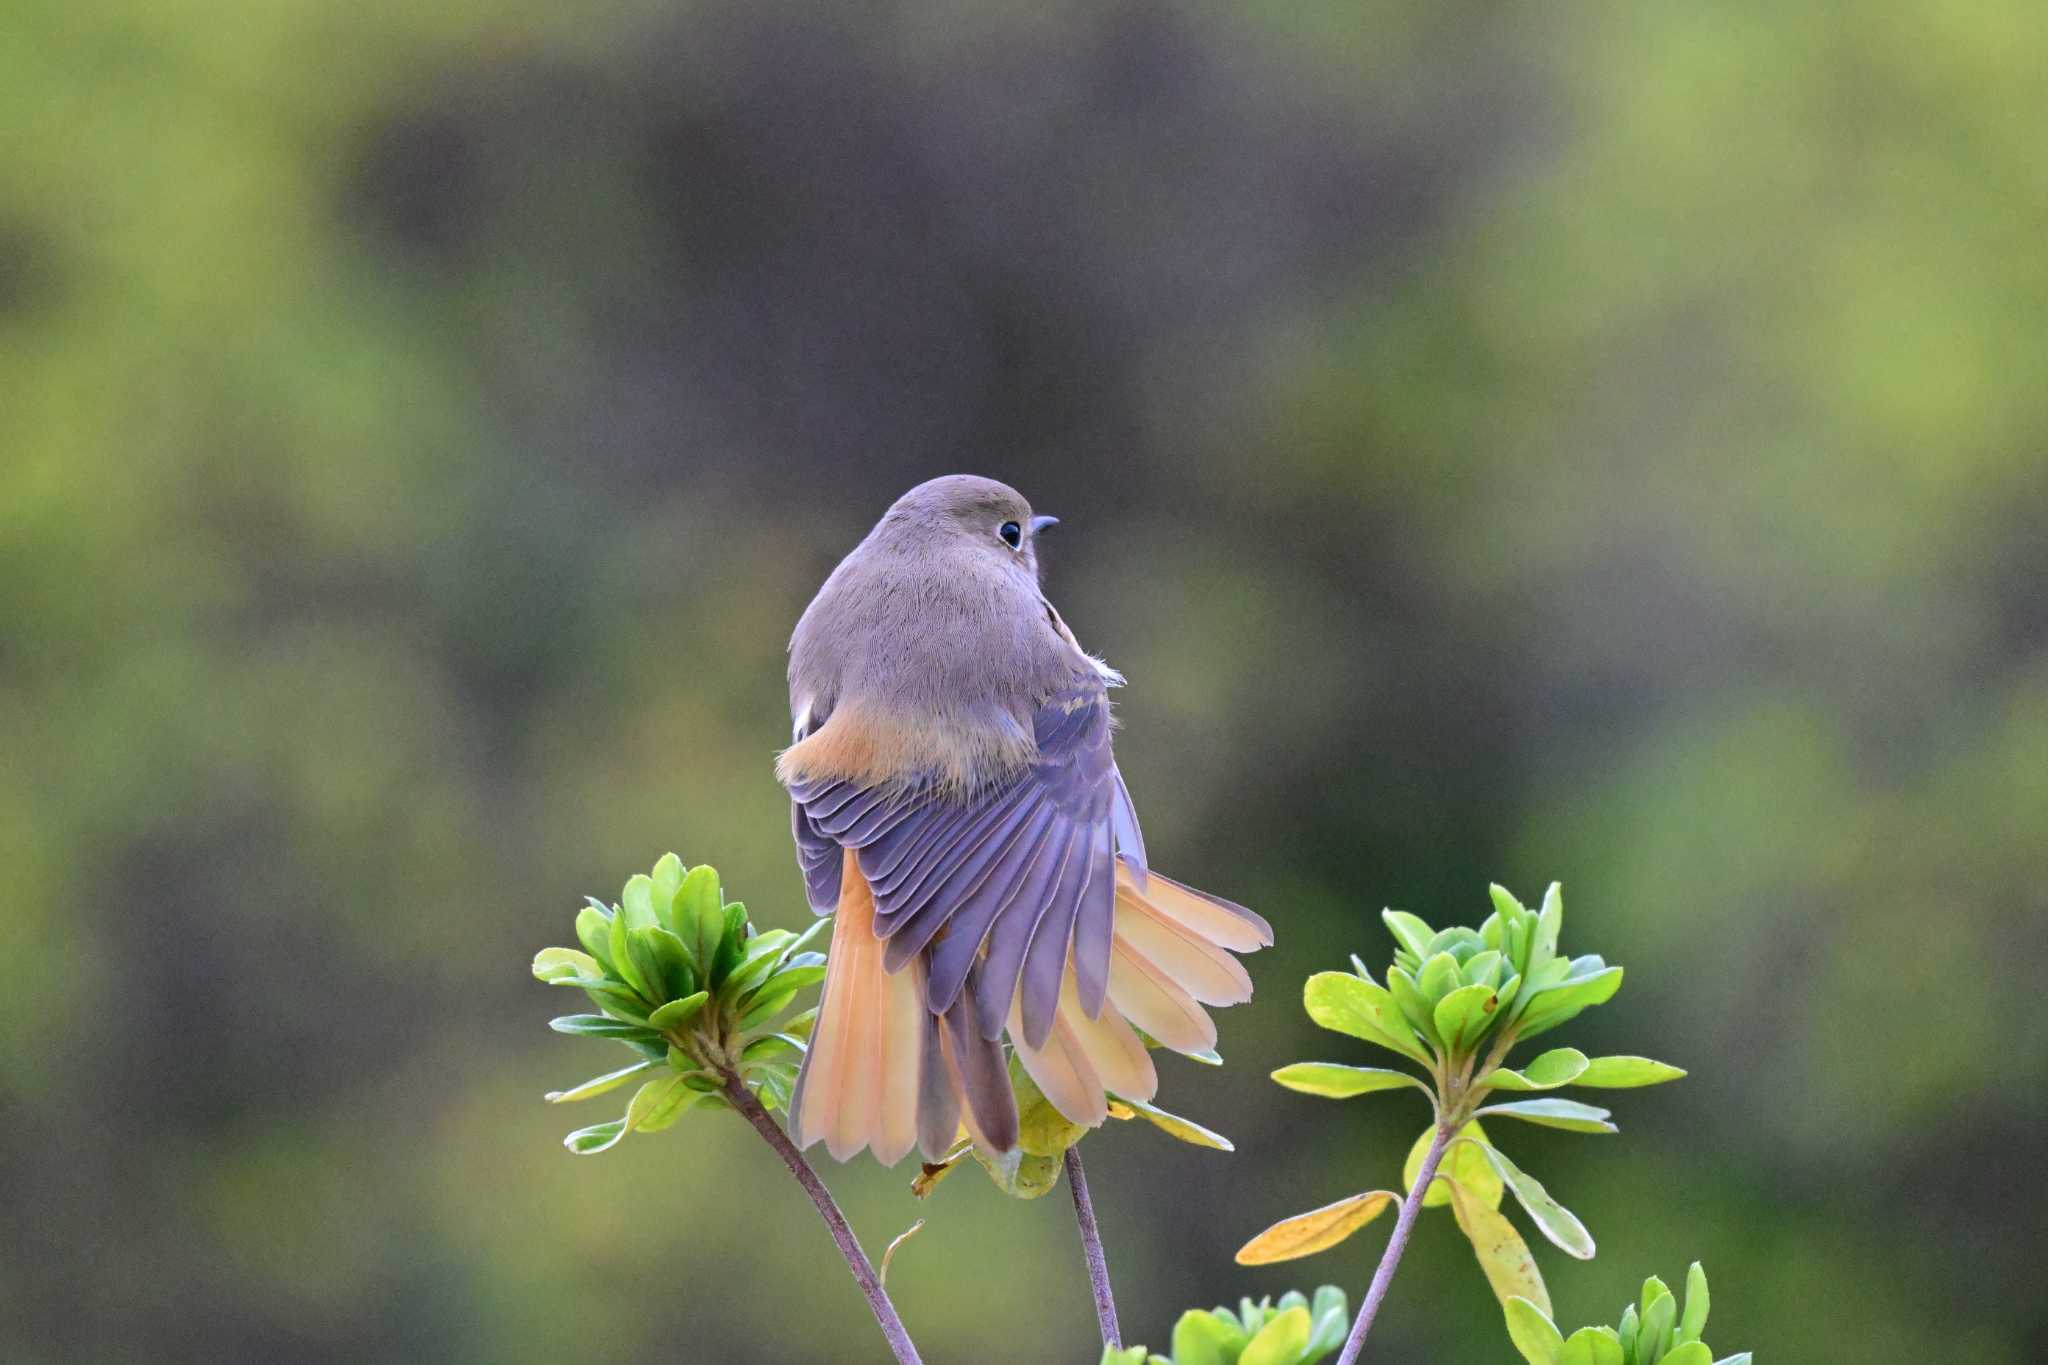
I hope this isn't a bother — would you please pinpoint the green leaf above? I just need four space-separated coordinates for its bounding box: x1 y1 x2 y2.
739 1033 799 1065
1015 1067 1088 1158
778 914 830 963
1271 1062 1426 1099
1515 965 1624 1039
650 853 684 927
1510 956 1573 1019
608 911 648 998
625 926 683 1004
1478 1098 1617 1134
1406 1121 1501 1209
1461 948 1504 989
626 1074 697 1132
1532 882 1563 968
711 902 748 984
1559 1327 1624 1365
545 1059 657 1103
1385 966 1442 1047
1473 1142 1595 1258
1303 971 1432 1064
1488 883 1528 922
1239 1306 1311 1365
563 1119 627 1155
970 1143 1063 1199
755 962 828 999
1307 1286 1350 1357
1575 1056 1687 1088
1381 909 1436 960
1098 1350 1150 1365
1433 982 1502 1053
1444 1174 1550 1316
1233 1190 1399 1265
582 983 652 1024
1678 1262 1710 1344
1170 1308 1248 1365
1480 1048 1590 1092
648 990 710 1033
574 906 616 971
1416 950 1462 1004
676 864 723 976
1108 1095 1233 1150
548 1014 661 1043
532 947 603 985
618 873 659 931
1505 1297 1565 1365
1639 1280 1677 1364
739 969 824 1029
1656 1345 1710 1365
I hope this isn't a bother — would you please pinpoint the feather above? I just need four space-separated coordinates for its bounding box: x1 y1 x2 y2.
787 856 931 1165
941 984 1018 1153
1117 857 1271 952
1105 930 1218 1055
1112 885 1253 1005
1070 817 1116 1018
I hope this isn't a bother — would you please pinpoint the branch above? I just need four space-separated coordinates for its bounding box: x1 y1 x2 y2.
1064 1145 1121 1349
1335 1120 1453 1365
721 1075 924 1365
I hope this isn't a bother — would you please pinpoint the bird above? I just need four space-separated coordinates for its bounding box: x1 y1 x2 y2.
778 475 1272 1164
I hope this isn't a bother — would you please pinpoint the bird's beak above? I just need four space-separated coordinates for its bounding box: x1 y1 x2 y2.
1030 515 1060 535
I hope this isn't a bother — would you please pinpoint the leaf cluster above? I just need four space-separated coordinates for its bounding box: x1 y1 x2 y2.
531 855 824 1153
1506 1264 1749 1365
1102 1287 1350 1365
1241 884 1684 1320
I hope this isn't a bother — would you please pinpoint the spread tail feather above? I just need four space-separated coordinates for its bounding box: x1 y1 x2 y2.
791 855 1265 1154
788 856 926 1164
1015 860 1265 1126
1010 962 1157 1126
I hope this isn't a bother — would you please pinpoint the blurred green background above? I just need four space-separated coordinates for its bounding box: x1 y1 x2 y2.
6 0 2044 1360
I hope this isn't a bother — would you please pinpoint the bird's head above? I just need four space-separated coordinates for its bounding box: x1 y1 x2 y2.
877 474 1060 582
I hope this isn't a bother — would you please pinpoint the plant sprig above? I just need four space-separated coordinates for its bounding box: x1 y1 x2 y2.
1507 1263 1750 1365
532 853 824 1153
1103 1287 1352 1365
1239 883 1686 1363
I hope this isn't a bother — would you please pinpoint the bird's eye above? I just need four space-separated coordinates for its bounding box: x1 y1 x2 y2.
998 521 1023 549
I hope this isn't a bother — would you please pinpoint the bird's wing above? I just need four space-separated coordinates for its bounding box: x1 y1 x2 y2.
788 679 1252 1049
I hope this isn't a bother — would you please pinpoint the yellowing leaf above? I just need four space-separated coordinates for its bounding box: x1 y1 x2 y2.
1405 1121 1501 1209
1234 1190 1399 1265
1445 1176 1550 1316
1109 1095 1233 1150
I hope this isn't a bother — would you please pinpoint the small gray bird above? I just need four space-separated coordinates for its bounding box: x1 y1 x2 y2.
779 475 1271 1164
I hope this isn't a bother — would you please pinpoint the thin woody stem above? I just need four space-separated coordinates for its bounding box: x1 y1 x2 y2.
721 1075 923 1365
1064 1145 1121 1349
1334 1120 1454 1365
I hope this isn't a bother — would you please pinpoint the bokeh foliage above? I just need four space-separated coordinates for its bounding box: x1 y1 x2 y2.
4 0 2043 1361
